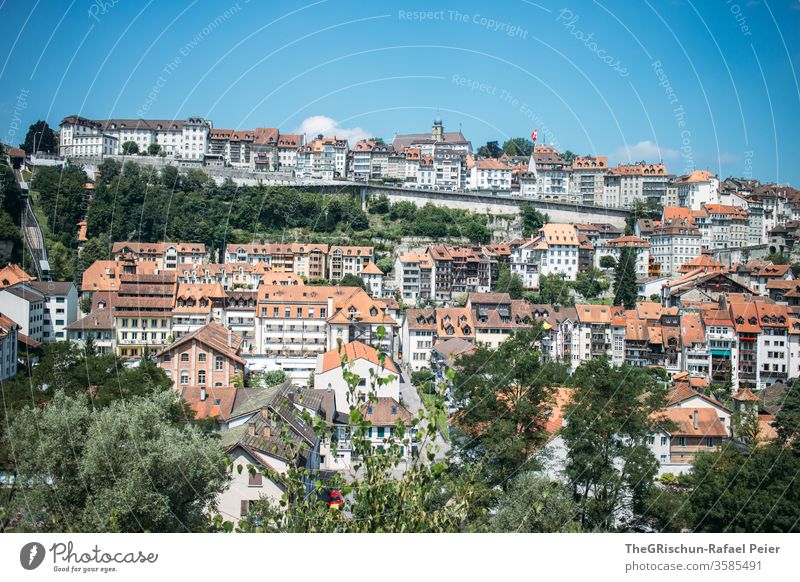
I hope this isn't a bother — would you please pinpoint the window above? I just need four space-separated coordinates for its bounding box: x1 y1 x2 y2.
181 353 189 363
678 436 686 447
706 437 714 448
216 356 223 371
240 500 250 517
180 371 189 385
198 352 206 362
248 471 262 486
377 427 385 438
198 370 206 385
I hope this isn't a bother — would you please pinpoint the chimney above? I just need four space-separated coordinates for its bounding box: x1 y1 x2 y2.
287 391 295 406
262 425 271 438
228 329 232 348
693 409 699 430
200 387 207 401
247 420 256 436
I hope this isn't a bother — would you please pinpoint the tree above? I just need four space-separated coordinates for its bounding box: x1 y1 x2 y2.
493 264 524 299
492 472 581 532
613 247 638 309
338 273 365 289
686 445 800 532
121 141 139 155
368 193 390 214
452 329 568 488
6 390 227 532
561 150 577 165
263 369 289 387
502 138 535 157
47 241 74 281
774 379 800 452
562 359 667 530
765 252 789 265
520 203 548 237
147 143 161 156
599 255 617 270
21 120 57 154
375 256 393 275
476 141 502 158
536 273 573 306
573 267 608 300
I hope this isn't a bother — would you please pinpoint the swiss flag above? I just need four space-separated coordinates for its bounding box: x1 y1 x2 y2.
531 129 538 142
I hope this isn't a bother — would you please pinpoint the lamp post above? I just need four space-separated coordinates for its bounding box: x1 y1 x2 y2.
32 130 43 157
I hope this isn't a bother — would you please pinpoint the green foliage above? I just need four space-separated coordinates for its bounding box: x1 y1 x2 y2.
410 369 435 387
30 163 87 246
6 390 227 532
0 162 24 226
669 445 800 532
613 247 638 309
599 255 617 269
573 267 608 299
368 193 390 214
626 198 662 235
520 203 548 237
477 140 502 158
493 264 524 299
0 342 174 467
147 143 161 156
21 120 57 154
263 369 290 387
375 256 393 275
452 329 568 488
338 273 366 289
121 141 139 155
561 150 577 165
563 359 667 530
765 252 789 265
492 472 581 532
530 273 573 306
0 211 23 266
502 138 535 157
774 379 800 452
47 240 74 281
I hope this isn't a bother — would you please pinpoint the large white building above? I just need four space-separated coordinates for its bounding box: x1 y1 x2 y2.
28 281 78 342
0 314 19 380
296 135 349 179
510 223 579 289
677 170 720 210
595 236 651 278
0 283 45 342
469 158 512 190
650 219 703 277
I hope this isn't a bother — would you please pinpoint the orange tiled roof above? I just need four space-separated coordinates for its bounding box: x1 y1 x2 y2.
319 340 398 374
0 264 35 288
660 407 727 437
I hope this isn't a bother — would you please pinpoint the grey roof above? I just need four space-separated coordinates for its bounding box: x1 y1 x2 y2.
28 281 75 296
1 284 44 302
392 131 470 151
758 381 788 416
66 309 113 331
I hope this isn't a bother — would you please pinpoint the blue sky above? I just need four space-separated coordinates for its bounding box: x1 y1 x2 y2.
1 0 799 184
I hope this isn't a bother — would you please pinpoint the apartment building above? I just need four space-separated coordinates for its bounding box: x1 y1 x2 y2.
66 306 115 355
570 156 608 205
0 283 45 342
113 273 176 358
603 163 670 208
254 284 397 359
0 314 19 380
296 135 349 179
58 115 118 158
28 281 78 341
360 262 384 298
351 140 394 181
171 283 227 338
510 224 579 289
277 134 303 170
466 292 534 348
394 252 433 304
157 321 245 393
428 245 493 302
677 170 720 210
468 158 512 190
518 145 572 202
401 307 474 371
329 246 374 281
111 241 206 270
650 218 703 277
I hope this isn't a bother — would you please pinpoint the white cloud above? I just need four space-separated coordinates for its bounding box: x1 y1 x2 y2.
612 140 679 164
293 115 371 145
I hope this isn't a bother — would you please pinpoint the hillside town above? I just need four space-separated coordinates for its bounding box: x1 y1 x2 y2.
2 115 800 532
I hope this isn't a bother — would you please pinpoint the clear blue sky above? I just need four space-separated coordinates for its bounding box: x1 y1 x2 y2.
1 0 799 184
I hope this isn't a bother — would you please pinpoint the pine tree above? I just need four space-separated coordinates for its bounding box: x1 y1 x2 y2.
613 246 638 309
